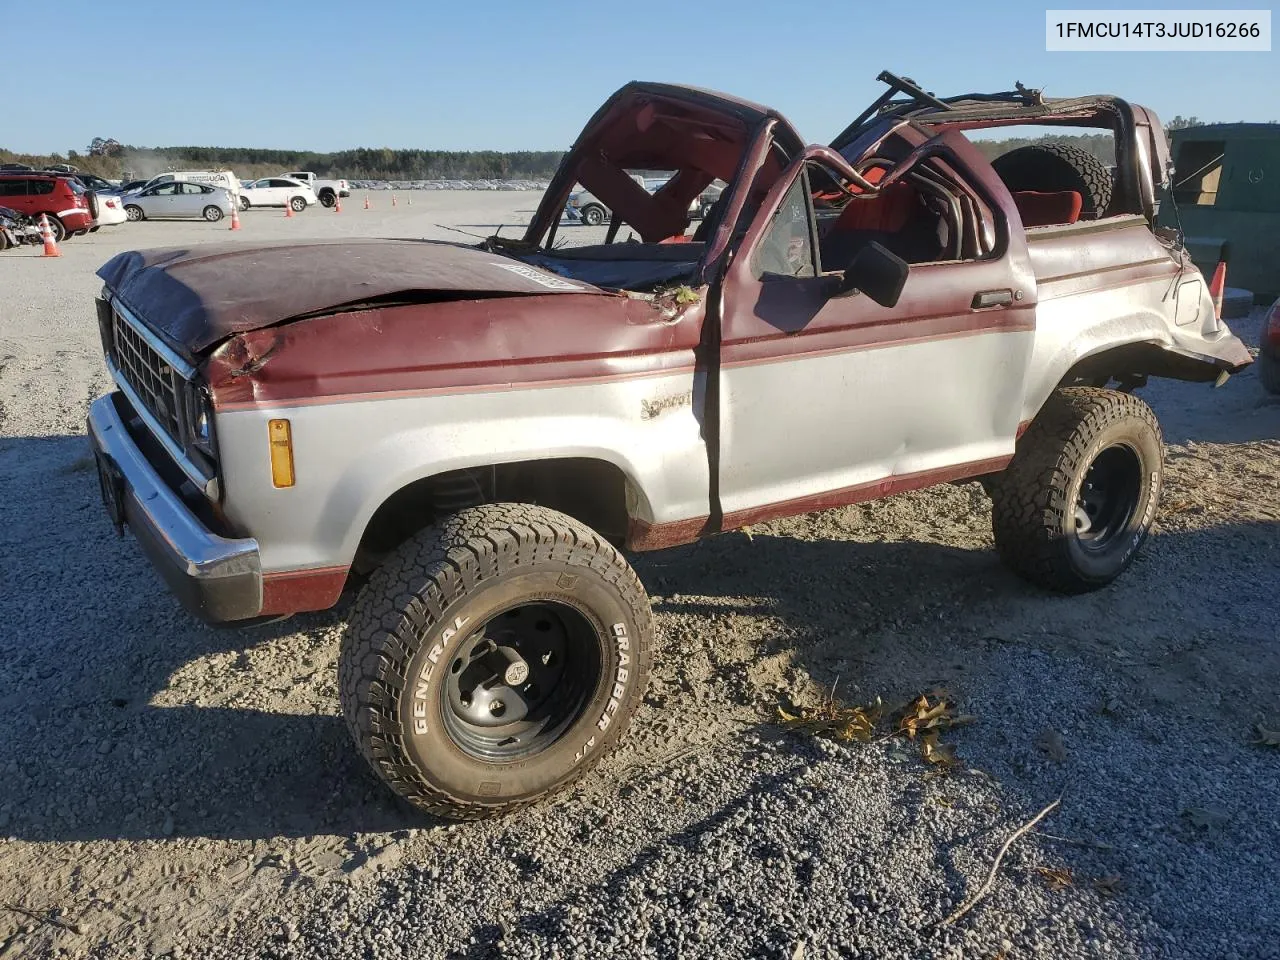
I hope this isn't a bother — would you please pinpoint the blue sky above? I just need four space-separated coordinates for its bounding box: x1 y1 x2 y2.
6 0 1276 154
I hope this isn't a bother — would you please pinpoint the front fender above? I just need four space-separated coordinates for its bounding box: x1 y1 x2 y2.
214 374 708 574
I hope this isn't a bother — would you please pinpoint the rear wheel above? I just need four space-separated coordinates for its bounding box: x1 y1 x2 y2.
319 190 336 208
290 196 306 212
43 215 67 242
989 387 1162 593
203 205 224 222
239 196 251 211
124 205 144 222
580 204 606 227
992 142 1114 218
339 503 653 819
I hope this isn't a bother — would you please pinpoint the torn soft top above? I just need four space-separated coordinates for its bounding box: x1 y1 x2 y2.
97 238 601 357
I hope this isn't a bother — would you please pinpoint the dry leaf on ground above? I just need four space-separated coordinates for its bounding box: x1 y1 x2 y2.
1036 728 1068 764
1251 724 1280 747
1091 875 1129 895
1036 866 1075 889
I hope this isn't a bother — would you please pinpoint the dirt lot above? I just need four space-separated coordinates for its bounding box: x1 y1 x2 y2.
1 194 1277 960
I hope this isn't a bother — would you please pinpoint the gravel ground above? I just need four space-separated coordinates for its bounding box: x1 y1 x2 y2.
0 194 1277 960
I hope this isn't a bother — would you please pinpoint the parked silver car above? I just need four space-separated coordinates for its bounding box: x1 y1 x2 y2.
122 182 233 222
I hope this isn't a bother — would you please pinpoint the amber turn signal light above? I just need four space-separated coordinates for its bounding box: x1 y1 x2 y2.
268 419 295 488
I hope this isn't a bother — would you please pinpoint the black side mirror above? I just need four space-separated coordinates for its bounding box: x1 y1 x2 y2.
835 241 909 307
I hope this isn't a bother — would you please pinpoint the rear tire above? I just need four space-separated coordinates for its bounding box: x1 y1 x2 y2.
290 196 306 212
339 503 653 819
239 196 251 211
992 143 1114 218
43 215 67 242
125 205 144 222
203 205 224 222
989 387 1163 593
581 204 606 227
319 190 336 208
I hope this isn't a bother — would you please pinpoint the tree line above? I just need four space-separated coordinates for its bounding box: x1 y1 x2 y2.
2 116 1227 183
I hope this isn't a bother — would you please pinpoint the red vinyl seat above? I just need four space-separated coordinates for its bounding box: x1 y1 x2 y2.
1012 190 1083 227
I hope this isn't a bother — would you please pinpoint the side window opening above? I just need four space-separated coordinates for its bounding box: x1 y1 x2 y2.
754 171 818 279
1171 140 1225 206
814 156 986 270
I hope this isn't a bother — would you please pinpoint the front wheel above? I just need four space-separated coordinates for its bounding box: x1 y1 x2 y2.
124 205 144 222
580 204 606 227
203 205 224 222
989 387 1163 593
339 503 653 819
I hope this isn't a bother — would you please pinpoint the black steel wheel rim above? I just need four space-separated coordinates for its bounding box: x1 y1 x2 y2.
440 601 601 762
1074 444 1142 552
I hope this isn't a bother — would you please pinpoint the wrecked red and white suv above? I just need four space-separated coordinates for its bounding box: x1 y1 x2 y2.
88 73 1251 818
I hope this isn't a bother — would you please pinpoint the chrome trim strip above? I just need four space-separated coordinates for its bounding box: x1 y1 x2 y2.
88 395 260 587
112 299 197 380
107 359 217 499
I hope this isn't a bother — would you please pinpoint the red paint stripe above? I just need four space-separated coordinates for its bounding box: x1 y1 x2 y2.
625 455 1012 551
214 362 701 412
721 455 1012 531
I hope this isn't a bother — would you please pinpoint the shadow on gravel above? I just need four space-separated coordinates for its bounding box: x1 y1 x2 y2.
3 433 1277 850
0 435 429 844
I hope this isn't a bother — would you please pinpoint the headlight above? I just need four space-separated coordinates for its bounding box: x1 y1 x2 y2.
186 383 217 459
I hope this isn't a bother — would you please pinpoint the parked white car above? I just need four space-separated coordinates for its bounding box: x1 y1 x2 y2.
122 182 234 222
280 172 349 208
92 194 128 228
239 177 317 212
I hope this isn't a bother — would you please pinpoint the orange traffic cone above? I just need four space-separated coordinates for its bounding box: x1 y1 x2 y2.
364 194 371 210
229 200 241 231
391 193 397 207
284 195 294 218
1208 258 1226 320
38 214 61 257
335 196 342 213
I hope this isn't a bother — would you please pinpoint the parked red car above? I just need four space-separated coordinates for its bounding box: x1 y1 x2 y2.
0 172 96 242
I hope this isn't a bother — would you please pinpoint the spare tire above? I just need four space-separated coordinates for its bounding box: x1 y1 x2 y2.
992 143 1114 219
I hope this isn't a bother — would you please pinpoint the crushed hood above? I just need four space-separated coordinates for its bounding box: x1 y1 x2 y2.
97 238 601 356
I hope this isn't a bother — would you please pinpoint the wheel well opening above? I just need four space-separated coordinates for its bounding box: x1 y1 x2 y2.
1060 342 1223 390
353 459 635 575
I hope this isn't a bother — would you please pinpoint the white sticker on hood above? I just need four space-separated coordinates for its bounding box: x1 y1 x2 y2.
494 263 584 291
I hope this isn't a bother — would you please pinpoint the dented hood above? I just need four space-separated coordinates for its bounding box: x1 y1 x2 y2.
96 238 600 356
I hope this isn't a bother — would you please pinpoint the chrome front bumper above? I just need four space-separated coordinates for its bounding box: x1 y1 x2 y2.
87 393 263 623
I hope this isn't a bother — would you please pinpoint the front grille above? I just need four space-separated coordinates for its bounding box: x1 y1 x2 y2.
112 309 184 444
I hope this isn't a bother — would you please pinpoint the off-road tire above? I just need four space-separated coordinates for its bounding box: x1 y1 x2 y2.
339 503 654 819
581 204 606 227
1260 350 1280 395
992 142 1115 218
319 190 336 208
989 387 1163 593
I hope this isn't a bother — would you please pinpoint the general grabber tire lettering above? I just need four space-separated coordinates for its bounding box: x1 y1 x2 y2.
989 387 1163 594
339 503 653 819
